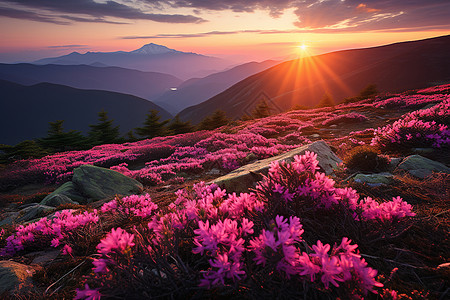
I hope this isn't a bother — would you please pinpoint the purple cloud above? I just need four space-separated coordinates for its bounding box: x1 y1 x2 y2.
1 0 206 24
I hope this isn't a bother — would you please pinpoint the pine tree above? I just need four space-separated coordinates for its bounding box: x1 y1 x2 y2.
0 140 49 163
38 120 88 153
315 93 335 108
168 115 194 135
135 110 169 139
359 84 378 100
88 110 120 145
251 100 271 119
198 110 230 130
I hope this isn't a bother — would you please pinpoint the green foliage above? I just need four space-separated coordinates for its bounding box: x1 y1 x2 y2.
344 146 389 172
315 93 335 108
167 115 194 135
197 110 230 130
38 120 89 153
0 140 49 163
88 110 121 145
135 110 170 139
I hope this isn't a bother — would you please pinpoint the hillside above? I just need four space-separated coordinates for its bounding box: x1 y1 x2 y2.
154 60 279 114
0 63 182 101
179 35 450 123
0 83 448 299
0 80 171 145
33 43 233 79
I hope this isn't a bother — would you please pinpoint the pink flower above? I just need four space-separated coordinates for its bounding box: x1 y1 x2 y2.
92 258 109 273
62 244 73 256
96 227 135 255
75 284 102 300
311 240 330 259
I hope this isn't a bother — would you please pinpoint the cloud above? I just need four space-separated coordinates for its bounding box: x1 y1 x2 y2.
146 0 450 31
47 44 88 49
0 6 69 24
1 0 206 24
122 29 267 39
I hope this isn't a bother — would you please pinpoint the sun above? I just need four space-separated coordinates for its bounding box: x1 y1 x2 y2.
299 44 307 51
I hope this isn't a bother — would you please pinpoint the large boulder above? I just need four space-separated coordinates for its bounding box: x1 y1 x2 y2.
0 261 35 295
213 140 341 193
397 155 450 179
41 182 84 205
72 165 143 202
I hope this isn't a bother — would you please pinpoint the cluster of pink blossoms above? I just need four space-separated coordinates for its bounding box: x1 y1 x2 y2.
258 151 415 221
0 209 98 256
101 193 158 218
371 99 450 149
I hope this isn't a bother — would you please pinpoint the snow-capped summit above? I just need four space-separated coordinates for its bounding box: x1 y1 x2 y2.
130 43 178 55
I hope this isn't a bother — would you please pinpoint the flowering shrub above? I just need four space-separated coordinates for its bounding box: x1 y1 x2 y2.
68 152 416 298
417 84 450 95
0 209 99 256
373 94 448 109
371 118 450 150
321 112 368 126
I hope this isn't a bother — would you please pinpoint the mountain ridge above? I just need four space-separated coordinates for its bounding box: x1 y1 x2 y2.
178 34 450 123
0 79 172 145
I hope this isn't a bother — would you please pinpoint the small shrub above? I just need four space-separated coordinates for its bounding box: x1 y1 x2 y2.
344 146 389 172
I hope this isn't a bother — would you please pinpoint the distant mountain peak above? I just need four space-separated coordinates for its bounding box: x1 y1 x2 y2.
130 43 179 55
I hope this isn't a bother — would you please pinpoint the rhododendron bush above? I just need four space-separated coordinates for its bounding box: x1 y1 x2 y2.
0 152 416 299
371 98 450 150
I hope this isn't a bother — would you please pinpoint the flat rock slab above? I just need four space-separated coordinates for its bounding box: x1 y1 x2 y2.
397 155 450 179
213 140 341 193
0 261 35 295
353 172 394 187
72 165 143 202
17 204 54 223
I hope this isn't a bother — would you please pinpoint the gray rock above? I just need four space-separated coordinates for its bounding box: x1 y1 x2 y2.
389 157 403 170
42 182 85 204
40 193 79 207
397 155 450 179
353 172 394 187
72 165 143 202
0 261 35 295
213 140 341 193
411 148 435 155
29 249 60 265
17 204 54 223
0 212 20 226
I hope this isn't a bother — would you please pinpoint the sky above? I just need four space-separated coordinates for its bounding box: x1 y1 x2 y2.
1 0 450 63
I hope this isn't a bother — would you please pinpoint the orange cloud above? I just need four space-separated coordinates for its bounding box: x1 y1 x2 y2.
356 3 380 13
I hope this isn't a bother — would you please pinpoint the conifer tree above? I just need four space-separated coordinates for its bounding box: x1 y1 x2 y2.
251 100 271 119
198 110 230 130
359 84 378 100
38 120 88 152
135 110 169 139
168 115 194 135
315 93 335 108
0 141 49 163
88 110 120 145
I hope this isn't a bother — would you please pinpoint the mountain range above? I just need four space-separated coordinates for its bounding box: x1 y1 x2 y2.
33 43 232 79
0 63 181 101
178 35 450 123
0 80 171 145
154 60 279 114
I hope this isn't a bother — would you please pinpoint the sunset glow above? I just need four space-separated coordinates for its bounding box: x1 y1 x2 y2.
0 1 449 63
